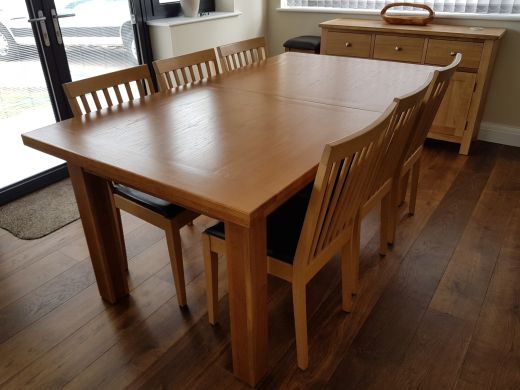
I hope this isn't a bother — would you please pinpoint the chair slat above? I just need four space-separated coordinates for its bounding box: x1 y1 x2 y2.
136 79 146 98
79 94 91 114
124 82 133 101
102 88 113 106
92 91 102 111
114 85 124 104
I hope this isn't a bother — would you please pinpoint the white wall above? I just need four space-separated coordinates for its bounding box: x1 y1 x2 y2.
150 0 267 59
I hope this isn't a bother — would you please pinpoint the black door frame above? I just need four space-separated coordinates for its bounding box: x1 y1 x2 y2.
0 0 141 205
1 0 216 205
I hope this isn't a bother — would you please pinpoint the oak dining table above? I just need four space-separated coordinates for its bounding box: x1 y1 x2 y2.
22 52 435 386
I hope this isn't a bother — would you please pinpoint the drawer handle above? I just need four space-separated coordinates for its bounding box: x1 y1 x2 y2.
345 42 352 48
395 46 402 51
450 51 457 56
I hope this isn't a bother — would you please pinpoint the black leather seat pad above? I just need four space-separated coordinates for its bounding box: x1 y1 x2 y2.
113 184 185 219
205 194 310 264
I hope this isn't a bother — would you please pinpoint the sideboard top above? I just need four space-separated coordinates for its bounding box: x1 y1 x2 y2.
319 19 506 40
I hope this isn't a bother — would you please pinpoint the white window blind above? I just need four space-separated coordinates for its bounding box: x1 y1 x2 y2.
285 0 520 14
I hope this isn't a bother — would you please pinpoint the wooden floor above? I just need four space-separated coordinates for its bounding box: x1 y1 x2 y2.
0 141 518 389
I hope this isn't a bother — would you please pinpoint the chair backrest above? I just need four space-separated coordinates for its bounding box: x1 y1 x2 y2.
292 102 398 276
406 53 462 159
152 49 221 91
63 65 155 118
368 81 431 198
217 37 267 72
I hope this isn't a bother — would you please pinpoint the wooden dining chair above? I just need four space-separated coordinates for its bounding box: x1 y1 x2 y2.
63 65 199 307
217 37 267 72
398 54 462 217
152 48 221 91
350 79 431 294
201 102 399 370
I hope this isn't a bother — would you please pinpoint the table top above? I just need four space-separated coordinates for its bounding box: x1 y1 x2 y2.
22 53 433 227
208 52 437 112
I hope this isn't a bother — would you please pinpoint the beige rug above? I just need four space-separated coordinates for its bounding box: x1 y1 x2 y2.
0 179 79 240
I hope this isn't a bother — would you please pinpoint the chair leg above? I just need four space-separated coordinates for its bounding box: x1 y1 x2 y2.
292 281 309 370
203 234 219 325
114 207 128 272
341 240 354 312
399 171 409 206
409 159 421 216
165 220 187 307
380 193 391 255
351 215 361 295
387 178 401 246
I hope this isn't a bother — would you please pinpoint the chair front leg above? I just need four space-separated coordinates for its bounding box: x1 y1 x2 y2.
351 214 361 295
203 234 219 325
409 159 421 216
165 220 187 307
380 193 391 255
341 239 354 312
386 176 401 246
113 207 128 272
292 280 309 370
399 171 410 206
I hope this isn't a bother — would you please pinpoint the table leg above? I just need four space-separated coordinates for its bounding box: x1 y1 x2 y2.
68 163 128 303
225 218 268 386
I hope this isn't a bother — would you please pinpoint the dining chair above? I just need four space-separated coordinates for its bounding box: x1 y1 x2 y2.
152 48 221 91
350 79 431 295
201 102 399 370
398 54 462 217
63 65 199 307
217 37 267 72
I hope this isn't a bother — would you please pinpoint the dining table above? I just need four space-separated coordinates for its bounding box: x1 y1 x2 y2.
22 52 435 386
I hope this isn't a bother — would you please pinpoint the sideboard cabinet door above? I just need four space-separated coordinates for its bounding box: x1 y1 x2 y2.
430 72 477 139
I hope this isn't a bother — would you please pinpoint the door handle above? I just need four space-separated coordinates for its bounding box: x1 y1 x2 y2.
56 13 76 18
50 9 75 45
27 10 50 47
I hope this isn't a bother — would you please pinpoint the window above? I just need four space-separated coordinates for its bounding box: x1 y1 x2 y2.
283 0 519 15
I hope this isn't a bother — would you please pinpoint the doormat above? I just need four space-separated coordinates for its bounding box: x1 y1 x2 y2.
0 179 79 240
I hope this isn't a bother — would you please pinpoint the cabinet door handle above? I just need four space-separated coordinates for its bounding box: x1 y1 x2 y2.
345 42 352 47
395 46 402 51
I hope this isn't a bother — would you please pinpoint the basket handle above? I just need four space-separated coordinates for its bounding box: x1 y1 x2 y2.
380 2 435 17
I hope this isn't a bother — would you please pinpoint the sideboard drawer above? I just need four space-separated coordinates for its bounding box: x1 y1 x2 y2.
373 34 425 63
325 31 371 58
426 39 483 70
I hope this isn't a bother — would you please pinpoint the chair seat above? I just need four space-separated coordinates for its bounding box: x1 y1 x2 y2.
283 36 321 52
113 184 186 218
205 193 310 264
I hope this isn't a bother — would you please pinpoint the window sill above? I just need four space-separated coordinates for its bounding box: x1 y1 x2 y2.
147 11 242 27
277 7 520 21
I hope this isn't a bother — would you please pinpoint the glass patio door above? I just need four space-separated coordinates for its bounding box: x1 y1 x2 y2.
0 0 138 203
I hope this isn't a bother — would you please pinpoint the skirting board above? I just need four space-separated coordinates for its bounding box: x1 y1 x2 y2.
478 122 520 147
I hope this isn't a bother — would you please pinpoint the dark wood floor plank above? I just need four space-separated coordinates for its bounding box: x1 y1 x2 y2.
381 145 520 389
0 229 173 386
3 275 176 389
0 222 86 280
0 251 86 310
62 259 225 389
455 201 520 390
326 142 500 389
0 259 97 345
